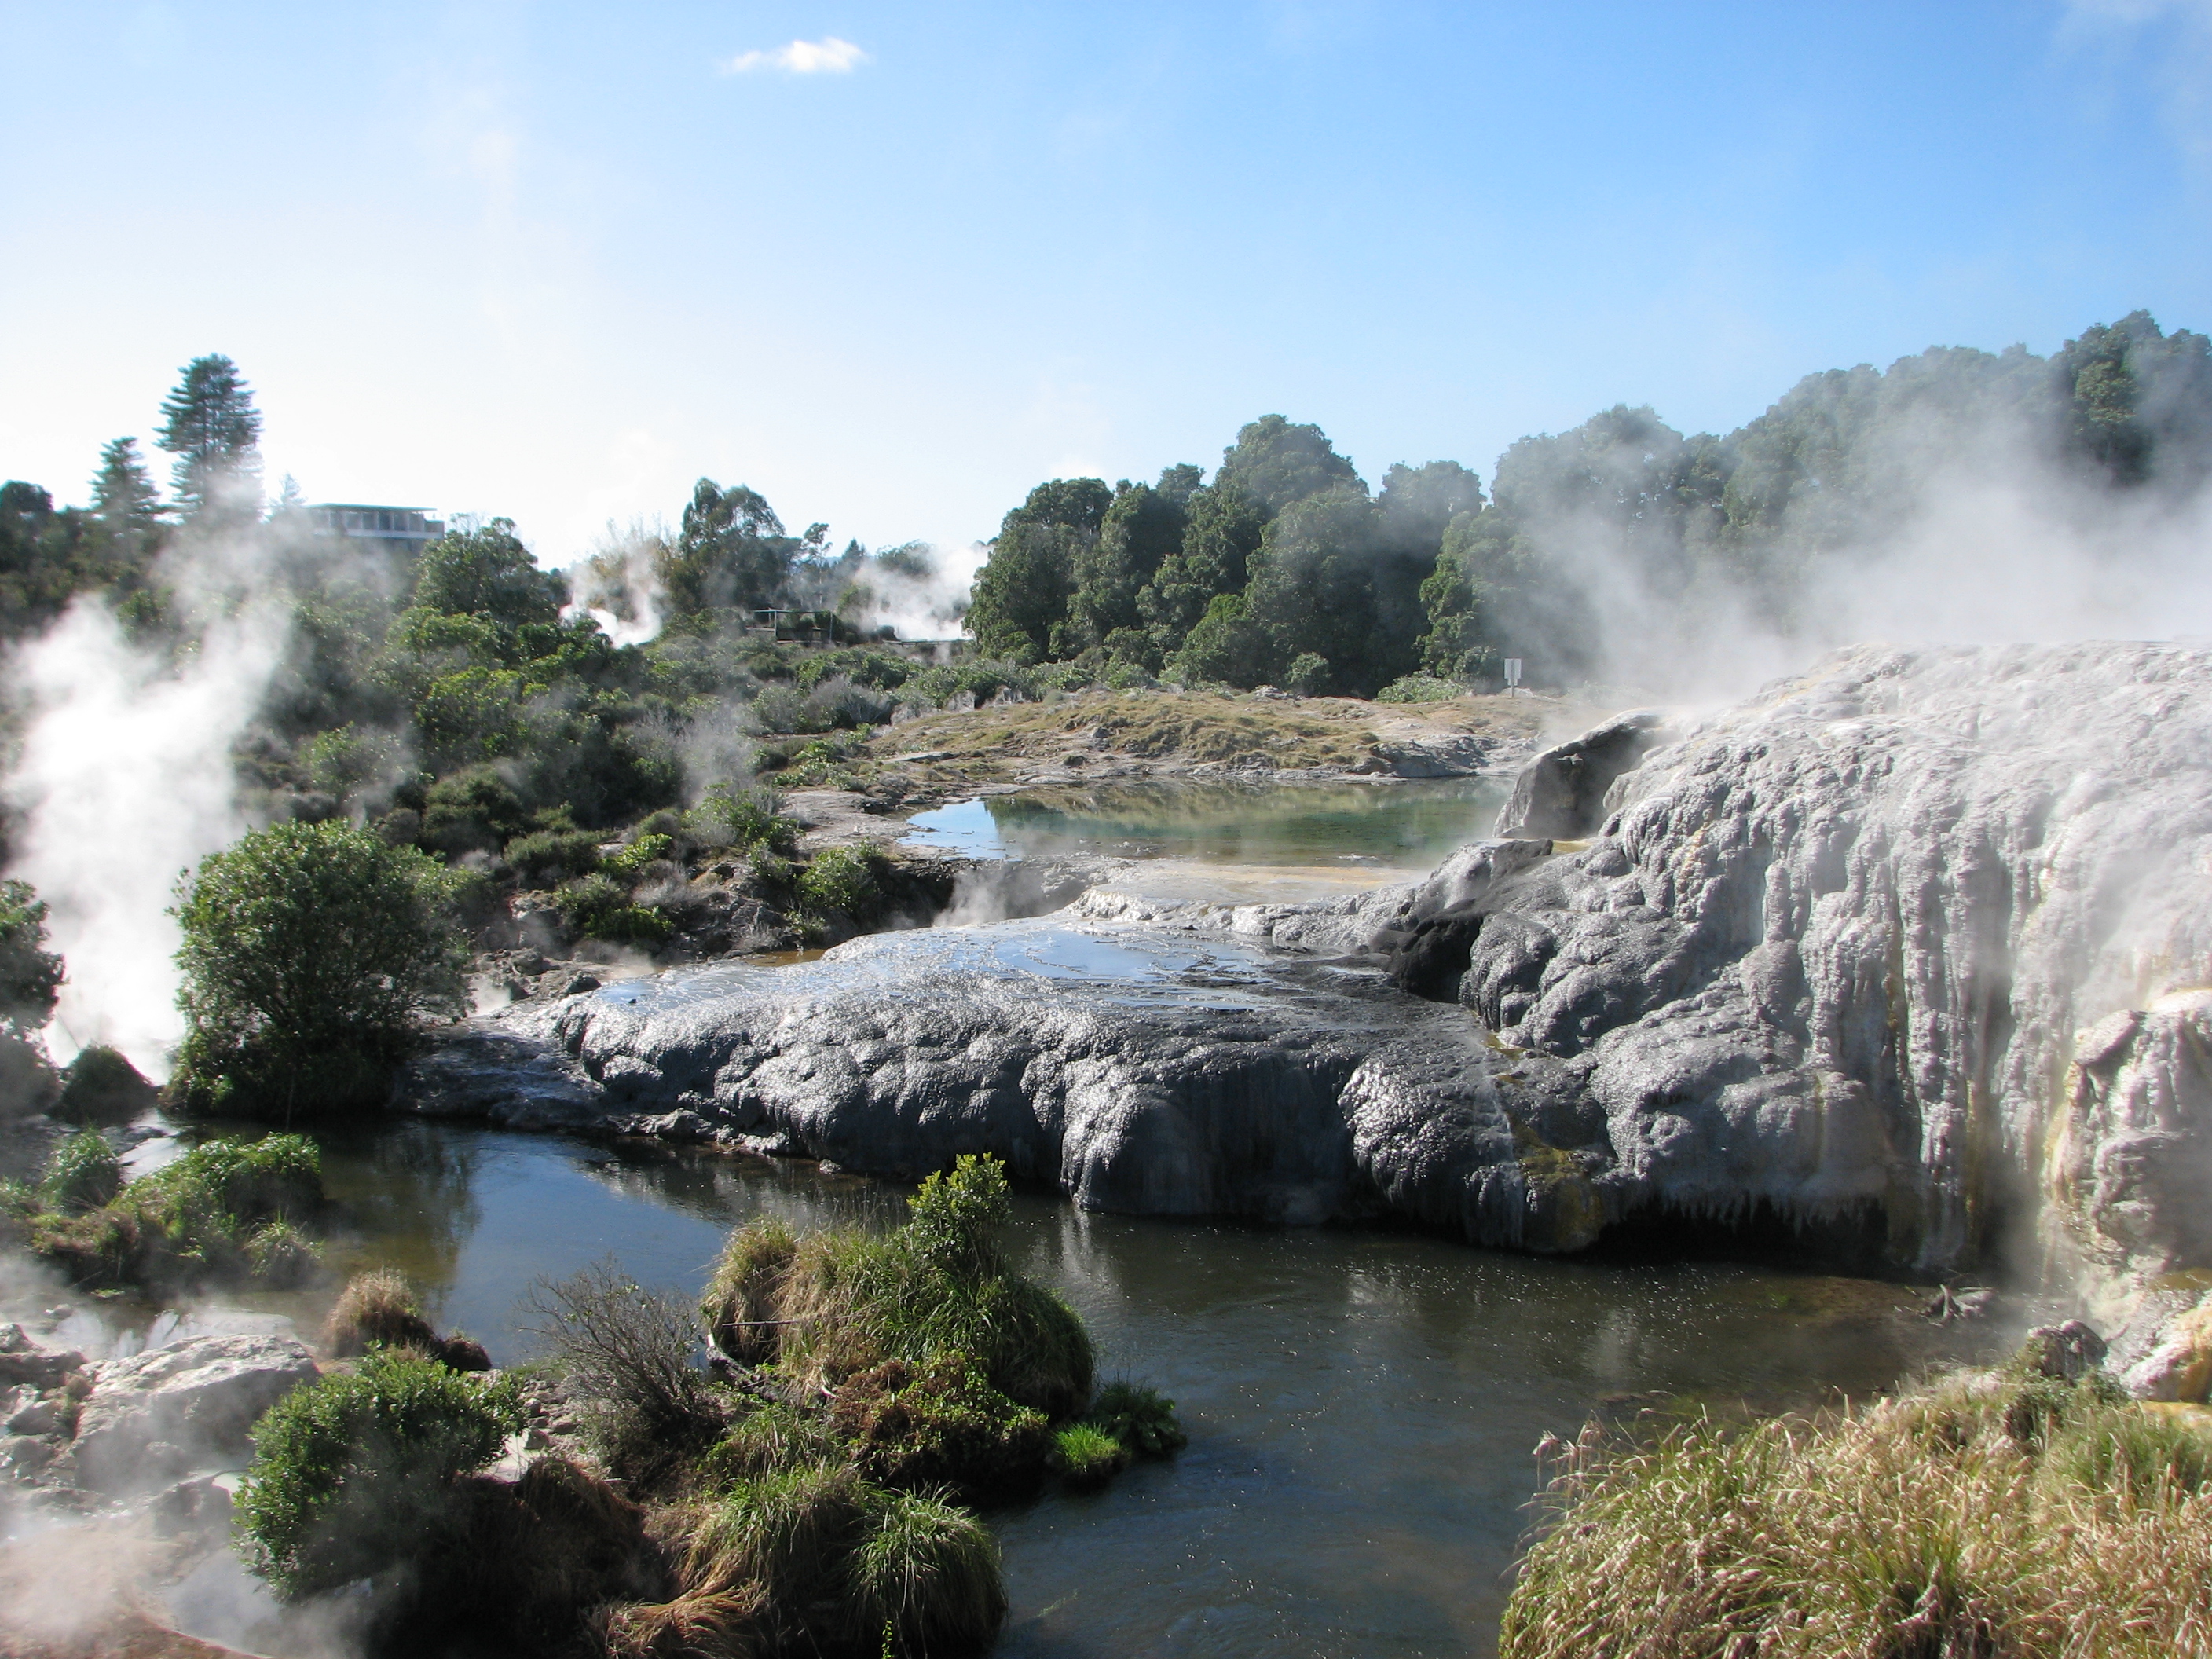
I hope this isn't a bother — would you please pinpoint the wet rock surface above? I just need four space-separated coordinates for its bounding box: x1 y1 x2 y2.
408 643 2212 1317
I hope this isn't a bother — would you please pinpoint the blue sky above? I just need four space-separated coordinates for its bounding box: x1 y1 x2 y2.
3 1 2209 564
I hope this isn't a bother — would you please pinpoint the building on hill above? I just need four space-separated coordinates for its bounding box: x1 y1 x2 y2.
306 504 445 558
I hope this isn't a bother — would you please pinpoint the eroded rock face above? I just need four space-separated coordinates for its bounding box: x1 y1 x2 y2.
1386 641 2212 1294
408 643 2212 1304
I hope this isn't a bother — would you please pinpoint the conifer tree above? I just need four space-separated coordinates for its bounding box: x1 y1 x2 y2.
156 354 262 522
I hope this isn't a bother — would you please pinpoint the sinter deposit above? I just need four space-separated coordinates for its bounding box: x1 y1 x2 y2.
411 643 2212 1347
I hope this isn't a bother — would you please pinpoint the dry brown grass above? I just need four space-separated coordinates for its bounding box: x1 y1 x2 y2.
858 687 1566 790
1500 1368 2212 1659
321 1266 436 1357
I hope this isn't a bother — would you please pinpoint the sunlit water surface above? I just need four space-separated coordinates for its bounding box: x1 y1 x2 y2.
903 778 1512 903
13 1121 2020 1659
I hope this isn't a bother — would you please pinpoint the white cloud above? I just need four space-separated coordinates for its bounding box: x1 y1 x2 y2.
720 37 868 76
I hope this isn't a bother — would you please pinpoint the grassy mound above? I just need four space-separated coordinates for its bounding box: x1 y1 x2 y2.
324 1266 493 1371
1 1130 326 1292
1501 1357 2212 1658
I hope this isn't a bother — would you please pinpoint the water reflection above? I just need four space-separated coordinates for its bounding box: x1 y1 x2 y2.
2 1125 2025 1657
902 778 1510 871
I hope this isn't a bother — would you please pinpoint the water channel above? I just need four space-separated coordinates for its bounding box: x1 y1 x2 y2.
6 778 2026 1656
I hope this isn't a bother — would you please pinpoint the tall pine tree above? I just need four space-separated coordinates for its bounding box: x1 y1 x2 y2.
156 354 262 522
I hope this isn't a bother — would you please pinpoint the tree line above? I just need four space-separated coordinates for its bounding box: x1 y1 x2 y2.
965 310 2212 695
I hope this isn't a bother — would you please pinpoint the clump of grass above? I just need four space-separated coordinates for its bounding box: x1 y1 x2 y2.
701 1216 797 1365
1051 1423 1129 1490
841 1485 1006 1656
40 1128 123 1213
324 1265 439 1355
1500 1361 2212 1658
53 1044 157 1124
720 1155 1097 1424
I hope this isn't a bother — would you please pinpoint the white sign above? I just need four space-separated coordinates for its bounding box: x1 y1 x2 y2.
1503 657 1523 694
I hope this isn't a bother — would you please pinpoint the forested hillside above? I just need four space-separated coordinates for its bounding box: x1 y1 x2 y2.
967 310 2212 694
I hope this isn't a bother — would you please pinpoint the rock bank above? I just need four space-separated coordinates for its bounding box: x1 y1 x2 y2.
407 643 2212 1320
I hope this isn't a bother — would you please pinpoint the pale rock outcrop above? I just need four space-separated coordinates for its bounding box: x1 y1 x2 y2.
405 643 2212 1320
71 1333 319 1491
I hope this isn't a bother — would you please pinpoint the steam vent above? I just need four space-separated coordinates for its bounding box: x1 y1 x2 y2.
418 641 2212 1313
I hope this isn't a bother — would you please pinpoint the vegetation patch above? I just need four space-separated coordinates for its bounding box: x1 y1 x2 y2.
234 1155 1181 1657
1501 1351 2212 1658
2 1130 328 1294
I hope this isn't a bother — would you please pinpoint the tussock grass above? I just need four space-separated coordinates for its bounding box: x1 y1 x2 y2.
706 1158 1095 1420
1500 1364 2212 1659
324 1265 438 1356
1050 1423 1129 1489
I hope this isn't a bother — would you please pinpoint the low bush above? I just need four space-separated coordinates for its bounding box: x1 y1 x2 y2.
523 1258 725 1486
235 1350 525 1600
794 846 885 924
504 826 603 887
23 1133 327 1293
1375 672 1468 704
1500 1361 2212 1658
1085 1380 1188 1459
554 872 672 946
828 1356 1053 1503
41 1128 123 1213
53 1045 158 1124
691 783 802 855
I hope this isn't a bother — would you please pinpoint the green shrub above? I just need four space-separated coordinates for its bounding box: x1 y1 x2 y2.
53 1044 157 1124
243 1218 320 1287
692 783 802 854
503 826 603 887
128 1133 323 1237
602 832 674 877
171 820 471 1115
1283 651 1331 696
41 1128 123 1213
828 1355 1053 1501
553 873 672 946
419 764 529 855
1086 1380 1187 1458
796 845 884 920
903 1155 1010 1283
236 1350 524 1600
1051 1423 1130 1489
700 1399 841 1489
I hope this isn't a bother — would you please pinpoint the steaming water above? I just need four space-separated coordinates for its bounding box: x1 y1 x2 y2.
903 778 1511 903
20 1120 2023 1659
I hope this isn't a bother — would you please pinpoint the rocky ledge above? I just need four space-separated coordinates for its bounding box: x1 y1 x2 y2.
407 643 2212 1328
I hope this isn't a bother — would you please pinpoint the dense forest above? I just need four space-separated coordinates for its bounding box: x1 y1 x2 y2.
2 310 2209 876
968 309 2212 695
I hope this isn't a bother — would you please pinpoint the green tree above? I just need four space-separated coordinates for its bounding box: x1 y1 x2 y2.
2052 311 2212 490
171 821 471 1115
1064 472 1193 657
662 479 799 620
410 518 568 631
156 353 262 522
1214 415 1362 516
1139 482 1266 657
964 478 1111 661
0 880 64 1035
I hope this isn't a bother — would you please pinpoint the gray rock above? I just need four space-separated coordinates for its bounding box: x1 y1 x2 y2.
2021 1320 2109 1382
405 643 2212 1309
72 1333 319 1492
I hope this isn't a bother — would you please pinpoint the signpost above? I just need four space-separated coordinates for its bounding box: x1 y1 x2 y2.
1503 657 1523 698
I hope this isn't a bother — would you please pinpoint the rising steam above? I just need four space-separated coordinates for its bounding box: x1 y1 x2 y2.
2 598 287 1077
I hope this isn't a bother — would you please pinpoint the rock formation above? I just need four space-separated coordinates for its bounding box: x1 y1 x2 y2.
410 643 2212 1319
